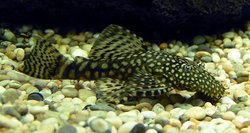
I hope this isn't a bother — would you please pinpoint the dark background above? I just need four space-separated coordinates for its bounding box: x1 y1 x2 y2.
0 0 250 43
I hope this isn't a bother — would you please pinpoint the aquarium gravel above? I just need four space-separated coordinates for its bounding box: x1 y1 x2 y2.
0 23 250 133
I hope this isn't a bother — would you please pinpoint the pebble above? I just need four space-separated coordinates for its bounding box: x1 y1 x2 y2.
118 122 137 133
88 117 111 133
119 110 143 123
2 88 20 103
2 106 21 119
4 29 16 41
82 44 93 53
61 85 78 97
233 89 248 102
212 53 221 62
141 111 156 119
71 48 88 58
106 116 123 129
222 31 236 39
27 92 44 101
145 129 157 133
232 116 250 129
159 43 168 50
29 105 49 114
193 35 206 45
0 114 22 128
170 108 186 119
152 103 165 114
180 121 196 130
169 118 182 128
14 48 25 61
238 110 250 119
58 125 77 133
227 49 241 62
155 111 170 125
221 111 236 120
130 123 146 133
78 89 96 101
8 80 22 89
26 86 39 94
184 107 206 120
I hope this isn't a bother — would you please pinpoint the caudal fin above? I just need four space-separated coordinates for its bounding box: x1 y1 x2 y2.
18 38 62 79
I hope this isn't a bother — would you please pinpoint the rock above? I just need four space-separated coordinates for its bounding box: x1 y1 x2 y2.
232 116 250 129
2 106 21 119
2 88 20 103
184 107 206 120
169 118 182 128
221 111 236 120
197 45 212 53
106 116 123 129
228 103 245 114
8 80 22 89
58 125 77 133
7 71 29 82
233 89 248 102
130 123 146 133
222 31 236 39
39 88 52 98
224 41 235 48
26 86 39 94
0 114 22 128
170 108 186 119
152 103 165 114
119 110 143 123
61 85 78 97
61 38 71 45
21 113 34 123
180 121 196 130
88 117 111 133
72 34 85 42
118 122 137 133
27 92 44 101
4 29 16 41
71 48 88 58
85 96 97 105
29 105 49 114
227 49 241 62
212 53 221 63
155 112 170 126
78 89 95 101
82 44 93 53
141 111 156 119
221 96 236 107
193 35 206 45
237 110 250 119
169 94 186 103
14 102 28 116
14 48 25 61
145 129 157 133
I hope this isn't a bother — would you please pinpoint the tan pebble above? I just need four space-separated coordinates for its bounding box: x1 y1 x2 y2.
117 104 136 112
244 99 250 106
5 51 16 59
222 111 236 120
0 74 10 80
14 48 25 61
106 117 123 129
117 121 137 133
2 65 13 70
165 104 174 111
245 84 250 94
58 45 68 54
78 89 96 101
240 127 250 133
69 111 89 123
222 62 234 73
180 121 196 130
185 107 206 120
159 43 168 50
169 118 182 128
204 116 212 121
233 89 248 102
135 102 152 110
214 39 223 45
90 111 107 118
72 35 85 42
26 86 39 94
61 38 71 45
19 83 32 91
6 44 16 51
119 110 143 123
163 125 179 132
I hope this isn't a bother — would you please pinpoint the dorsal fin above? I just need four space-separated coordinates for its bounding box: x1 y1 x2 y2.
89 24 146 60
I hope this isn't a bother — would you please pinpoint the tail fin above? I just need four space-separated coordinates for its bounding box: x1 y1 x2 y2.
18 38 62 79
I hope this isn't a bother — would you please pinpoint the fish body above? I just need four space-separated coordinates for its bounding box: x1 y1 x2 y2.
19 24 225 104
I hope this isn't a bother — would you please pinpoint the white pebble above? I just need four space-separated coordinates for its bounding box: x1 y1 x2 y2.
141 111 156 119
181 121 196 130
227 49 241 62
146 129 158 133
85 96 97 105
21 113 34 123
106 117 123 129
82 44 93 53
170 108 186 119
242 53 250 62
0 86 6 94
212 53 220 63
4 29 15 41
221 97 236 107
61 85 78 97
70 47 88 58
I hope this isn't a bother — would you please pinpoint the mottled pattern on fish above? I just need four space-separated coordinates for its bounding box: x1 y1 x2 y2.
19 24 225 104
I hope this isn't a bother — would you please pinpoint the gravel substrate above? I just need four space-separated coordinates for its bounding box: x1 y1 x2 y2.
0 23 250 133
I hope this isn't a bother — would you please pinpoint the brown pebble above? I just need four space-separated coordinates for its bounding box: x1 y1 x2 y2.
135 102 152 110
195 51 211 60
5 51 16 59
3 65 13 70
204 117 212 121
169 118 182 128
159 43 168 50
244 99 250 106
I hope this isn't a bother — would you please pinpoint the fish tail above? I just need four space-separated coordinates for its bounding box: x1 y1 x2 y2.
18 38 63 79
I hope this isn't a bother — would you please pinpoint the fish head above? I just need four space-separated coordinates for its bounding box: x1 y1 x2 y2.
162 57 225 101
